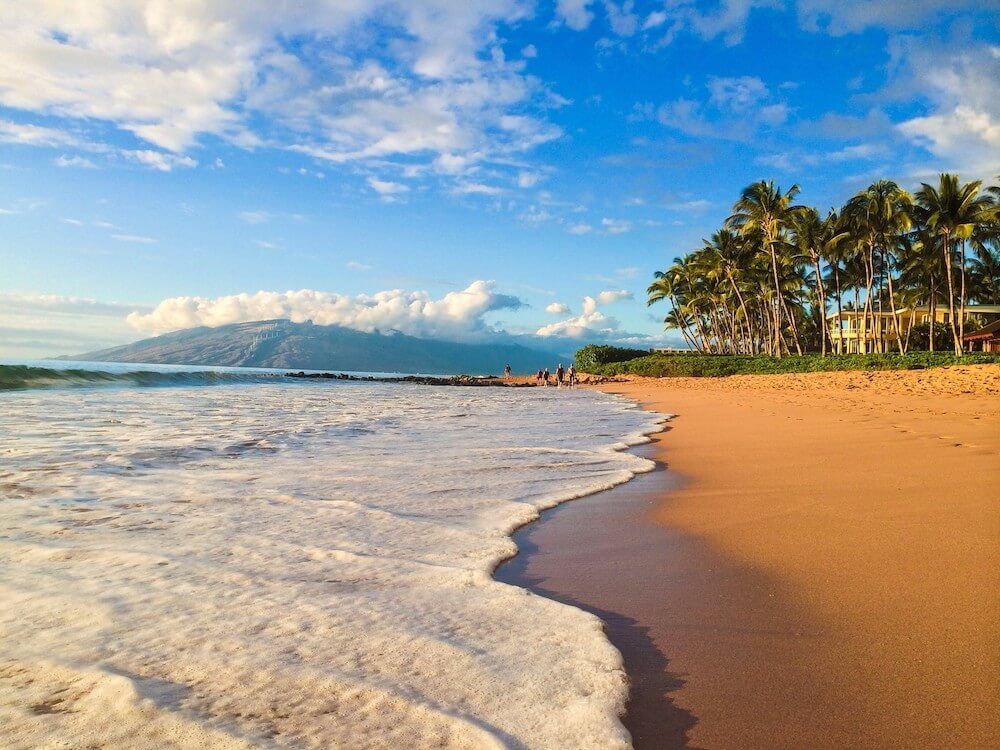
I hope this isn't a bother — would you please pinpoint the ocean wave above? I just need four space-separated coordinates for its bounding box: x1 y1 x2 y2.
0 364 281 391
1 381 660 748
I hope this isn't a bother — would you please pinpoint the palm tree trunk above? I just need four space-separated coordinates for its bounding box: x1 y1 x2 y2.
959 239 967 354
767 241 785 358
812 253 827 356
834 266 844 354
928 278 936 353
942 233 961 354
885 253 905 354
861 244 875 354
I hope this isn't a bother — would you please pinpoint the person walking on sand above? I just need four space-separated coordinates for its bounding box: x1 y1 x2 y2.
556 363 564 387
567 363 577 388
542 367 550 386
535 368 544 386
503 363 512 379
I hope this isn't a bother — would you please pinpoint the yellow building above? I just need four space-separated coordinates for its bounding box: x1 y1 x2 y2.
827 305 1000 353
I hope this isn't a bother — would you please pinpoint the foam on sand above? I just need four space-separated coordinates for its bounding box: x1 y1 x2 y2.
1 380 661 748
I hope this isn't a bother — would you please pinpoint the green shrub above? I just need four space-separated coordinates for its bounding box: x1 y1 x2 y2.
582 351 1000 378
573 344 649 371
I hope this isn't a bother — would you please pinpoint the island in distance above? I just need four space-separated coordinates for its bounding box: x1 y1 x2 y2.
67 319 567 375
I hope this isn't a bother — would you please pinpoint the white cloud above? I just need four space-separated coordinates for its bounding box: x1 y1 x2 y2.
54 154 97 168
126 280 523 342
346 261 372 271
124 150 198 172
0 1 559 189
556 0 596 30
546 302 570 314
643 75 789 141
521 44 538 58
254 240 280 250
797 0 978 35
0 119 80 147
112 234 157 244
567 222 593 235
601 217 632 234
597 289 633 305
517 171 542 188
367 177 410 198
453 181 505 196
536 286 636 338
892 40 1000 177
707 75 768 111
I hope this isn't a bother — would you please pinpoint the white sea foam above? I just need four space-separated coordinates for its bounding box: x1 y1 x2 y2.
0 379 661 748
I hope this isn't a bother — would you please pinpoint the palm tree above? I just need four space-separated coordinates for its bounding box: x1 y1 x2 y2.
790 207 840 355
968 246 1000 303
728 180 803 356
699 230 757 353
844 180 912 354
914 174 993 354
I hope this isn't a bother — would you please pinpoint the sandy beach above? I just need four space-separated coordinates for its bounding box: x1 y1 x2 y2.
501 365 1000 748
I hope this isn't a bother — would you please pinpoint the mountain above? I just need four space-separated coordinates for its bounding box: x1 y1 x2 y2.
68 319 566 375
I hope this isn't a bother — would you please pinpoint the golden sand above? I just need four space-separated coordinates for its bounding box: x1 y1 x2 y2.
562 365 1000 748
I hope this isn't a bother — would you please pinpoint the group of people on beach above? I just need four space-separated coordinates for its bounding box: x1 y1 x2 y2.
534 363 577 387
501 363 577 387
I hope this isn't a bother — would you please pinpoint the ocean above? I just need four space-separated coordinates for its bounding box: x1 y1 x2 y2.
0 361 660 748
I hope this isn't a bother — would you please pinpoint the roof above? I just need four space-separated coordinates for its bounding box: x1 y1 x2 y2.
962 318 1000 341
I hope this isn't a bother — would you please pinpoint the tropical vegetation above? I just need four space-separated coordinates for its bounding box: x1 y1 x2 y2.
647 173 1000 357
577 350 1000 378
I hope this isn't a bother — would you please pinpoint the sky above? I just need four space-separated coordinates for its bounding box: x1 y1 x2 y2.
1 0 998 357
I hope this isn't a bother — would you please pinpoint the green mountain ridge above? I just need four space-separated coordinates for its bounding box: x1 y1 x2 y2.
68 319 565 375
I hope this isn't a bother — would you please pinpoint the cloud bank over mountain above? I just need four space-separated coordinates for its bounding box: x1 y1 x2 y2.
125 281 523 341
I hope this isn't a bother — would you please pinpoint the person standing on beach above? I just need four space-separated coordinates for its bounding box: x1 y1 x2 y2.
503 364 512 379
536 368 544 385
556 363 565 387
567 364 576 387
542 367 550 386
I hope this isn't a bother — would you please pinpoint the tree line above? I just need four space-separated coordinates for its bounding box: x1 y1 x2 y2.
647 174 1000 357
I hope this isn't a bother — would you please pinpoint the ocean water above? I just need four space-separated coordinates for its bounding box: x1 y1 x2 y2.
0 366 661 748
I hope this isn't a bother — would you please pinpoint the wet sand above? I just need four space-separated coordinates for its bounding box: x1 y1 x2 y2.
499 365 1000 748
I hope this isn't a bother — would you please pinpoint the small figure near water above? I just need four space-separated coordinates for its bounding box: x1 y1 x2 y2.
536 368 545 386
503 363 512 379
556 363 564 387
542 367 550 386
567 364 577 388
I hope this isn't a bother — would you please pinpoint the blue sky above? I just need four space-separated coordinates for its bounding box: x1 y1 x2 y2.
1 1 998 357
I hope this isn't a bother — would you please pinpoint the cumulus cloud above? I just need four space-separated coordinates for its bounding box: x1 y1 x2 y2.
640 75 789 141
0 119 81 147
892 40 1000 177
556 0 596 30
126 280 523 341
567 223 592 235
545 302 570 314
538 288 633 338
601 217 632 234
54 154 97 168
124 149 198 172
367 177 409 196
0 1 561 189
597 289 633 305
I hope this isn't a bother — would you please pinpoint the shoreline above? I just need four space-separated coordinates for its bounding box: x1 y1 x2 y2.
501 365 1000 748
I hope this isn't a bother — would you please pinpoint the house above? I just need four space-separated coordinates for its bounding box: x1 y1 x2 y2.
826 305 1000 354
962 319 1000 353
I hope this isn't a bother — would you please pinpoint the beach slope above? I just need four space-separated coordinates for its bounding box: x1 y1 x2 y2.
591 365 1000 748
